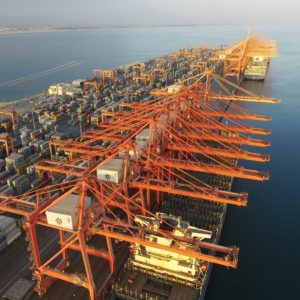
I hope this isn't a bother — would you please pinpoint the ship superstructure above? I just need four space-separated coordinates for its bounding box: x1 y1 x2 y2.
244 56 269 80
130 213 212 285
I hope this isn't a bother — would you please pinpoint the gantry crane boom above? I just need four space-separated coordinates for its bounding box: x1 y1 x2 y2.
177 131 271 147
190 121 271 135
165 143 270 162
90 227 239 268
130 181 248 206
150 158 269 181
199 110 272 121
207 94 280 104
35 160 86 177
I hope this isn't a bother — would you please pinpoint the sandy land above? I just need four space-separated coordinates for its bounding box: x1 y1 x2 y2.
0 92 44 113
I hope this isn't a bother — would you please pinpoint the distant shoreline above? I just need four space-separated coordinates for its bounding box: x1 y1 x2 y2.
0 27 99 35
0 24 236 35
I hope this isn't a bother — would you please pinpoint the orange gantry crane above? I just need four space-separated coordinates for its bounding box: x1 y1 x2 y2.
0 109 18 125
93 69 116 81
0 67 279 300
0 133 14 156
132 73 155 85
212 27 278 80
155 58 167 67
132 63 146 72
83 80 101 93
0 109 17 155
152 67 169 80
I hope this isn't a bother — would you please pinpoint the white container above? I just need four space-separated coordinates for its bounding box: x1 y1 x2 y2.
97 158 124 183
46 194 91 230
167 84 182 94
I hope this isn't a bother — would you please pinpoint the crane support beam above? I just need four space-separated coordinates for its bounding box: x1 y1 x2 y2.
166 143 270 162
60 242 110 260
190 122 271 135
35 161 85 177
61 144 106 156
178 132 271 147
0 203 31 216
208 94 280 104
100 117 151 126
89 227 238 268
198 110 271 122
151 158 269 181
39 268 89 288
130 181 248 206
82 133 123 142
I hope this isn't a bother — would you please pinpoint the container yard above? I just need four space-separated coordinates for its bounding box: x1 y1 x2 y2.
0 30 279 300
0 216 22 251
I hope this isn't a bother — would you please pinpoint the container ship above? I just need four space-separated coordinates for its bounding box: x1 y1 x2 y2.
0 29 279 300
244 57 270 81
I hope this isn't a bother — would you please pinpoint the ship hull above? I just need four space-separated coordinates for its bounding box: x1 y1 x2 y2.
244 74 265 81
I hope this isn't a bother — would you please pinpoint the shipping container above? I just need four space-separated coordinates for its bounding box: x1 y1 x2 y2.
97 158 124 183
46 194 92 230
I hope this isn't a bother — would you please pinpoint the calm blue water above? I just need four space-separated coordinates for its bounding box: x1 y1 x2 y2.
0 25 247 101
0 25 299 299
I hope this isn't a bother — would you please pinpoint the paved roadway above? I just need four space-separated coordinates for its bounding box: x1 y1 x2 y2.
0 226 129 300
0 226 59 297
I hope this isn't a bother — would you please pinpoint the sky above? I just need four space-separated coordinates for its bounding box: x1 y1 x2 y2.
0 0 298 26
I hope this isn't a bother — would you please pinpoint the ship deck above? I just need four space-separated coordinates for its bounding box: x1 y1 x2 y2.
113 268 198 300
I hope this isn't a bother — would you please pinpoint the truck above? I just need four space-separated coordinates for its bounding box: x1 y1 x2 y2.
0 216 22 251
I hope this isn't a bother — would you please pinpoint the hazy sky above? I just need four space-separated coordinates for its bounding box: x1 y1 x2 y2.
0 0 298 26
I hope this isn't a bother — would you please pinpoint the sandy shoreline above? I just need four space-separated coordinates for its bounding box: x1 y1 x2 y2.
0 24 218 36
0 28 96 36
0 92 44 113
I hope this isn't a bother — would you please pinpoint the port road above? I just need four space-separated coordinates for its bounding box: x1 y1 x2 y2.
0 226 129 299
0 226 59 297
